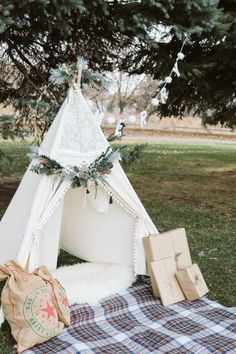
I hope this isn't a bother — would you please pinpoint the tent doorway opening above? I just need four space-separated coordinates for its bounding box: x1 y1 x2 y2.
39 184 136 272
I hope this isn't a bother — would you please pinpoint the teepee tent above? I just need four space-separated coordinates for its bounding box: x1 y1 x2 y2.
0 85 158 278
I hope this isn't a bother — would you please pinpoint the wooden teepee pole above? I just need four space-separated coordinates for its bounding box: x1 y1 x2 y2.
77 64 83 89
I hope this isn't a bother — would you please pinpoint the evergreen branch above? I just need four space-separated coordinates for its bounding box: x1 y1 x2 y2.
49 56 110 90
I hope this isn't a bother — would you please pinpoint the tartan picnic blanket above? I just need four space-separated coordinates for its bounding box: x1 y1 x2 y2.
23 277 236 354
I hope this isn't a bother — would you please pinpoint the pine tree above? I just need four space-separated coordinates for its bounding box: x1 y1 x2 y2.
0 0 235 132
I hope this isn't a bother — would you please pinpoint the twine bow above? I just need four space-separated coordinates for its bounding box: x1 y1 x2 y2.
175 252 182 271
194 274 200 285
164 281 173 292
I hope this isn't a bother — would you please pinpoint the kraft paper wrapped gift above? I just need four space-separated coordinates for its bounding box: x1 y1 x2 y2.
176 264 209 301
151 259 185 306
143 228 192 268
143 228 192 299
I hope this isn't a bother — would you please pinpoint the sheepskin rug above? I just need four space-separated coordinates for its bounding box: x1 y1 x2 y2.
52 263 135 305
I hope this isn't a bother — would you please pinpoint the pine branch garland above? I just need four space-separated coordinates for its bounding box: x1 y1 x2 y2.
30 147 121 188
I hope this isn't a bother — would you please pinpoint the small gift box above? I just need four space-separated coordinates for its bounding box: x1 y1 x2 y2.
143 228 192 303
176 264 209 301
151 259 185 306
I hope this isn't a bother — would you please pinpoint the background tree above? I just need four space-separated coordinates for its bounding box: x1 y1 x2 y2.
0 0 235 135
105 72 158 115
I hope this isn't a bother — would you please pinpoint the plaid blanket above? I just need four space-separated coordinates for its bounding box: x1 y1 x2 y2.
23 277 236 354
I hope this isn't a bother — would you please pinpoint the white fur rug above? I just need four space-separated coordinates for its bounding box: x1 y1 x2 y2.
52 263 135 305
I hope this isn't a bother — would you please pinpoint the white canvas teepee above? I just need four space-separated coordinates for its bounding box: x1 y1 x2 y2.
0 86 158 277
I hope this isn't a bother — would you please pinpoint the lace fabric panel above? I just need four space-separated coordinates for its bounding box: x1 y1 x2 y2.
55 89 109 166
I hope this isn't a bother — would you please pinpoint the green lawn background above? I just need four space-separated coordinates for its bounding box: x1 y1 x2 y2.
0 139 235 352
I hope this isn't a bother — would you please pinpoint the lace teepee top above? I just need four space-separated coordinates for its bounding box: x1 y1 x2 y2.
40 87 109 167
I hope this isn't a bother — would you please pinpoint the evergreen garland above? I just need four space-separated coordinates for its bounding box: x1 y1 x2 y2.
30 147 121 189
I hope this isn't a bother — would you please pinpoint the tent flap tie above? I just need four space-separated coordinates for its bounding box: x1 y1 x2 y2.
28 233 40 272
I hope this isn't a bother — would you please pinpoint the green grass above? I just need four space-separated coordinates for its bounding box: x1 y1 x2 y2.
0 139 236 352
125 142 236 306
0 140 30 176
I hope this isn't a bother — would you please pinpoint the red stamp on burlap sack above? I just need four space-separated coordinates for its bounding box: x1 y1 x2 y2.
23 286 59 338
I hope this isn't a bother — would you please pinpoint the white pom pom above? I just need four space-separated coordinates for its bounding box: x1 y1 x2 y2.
106 116 116 124
165 76 172 84
128 115 137 124
151 98 160 107
177 52 185 60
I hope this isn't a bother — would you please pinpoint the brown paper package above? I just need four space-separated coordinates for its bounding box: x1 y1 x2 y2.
176 264 209 301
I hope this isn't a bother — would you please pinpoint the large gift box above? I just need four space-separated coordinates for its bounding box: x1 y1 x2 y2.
143 228 192 269
143 228 192 305
176 263 209 301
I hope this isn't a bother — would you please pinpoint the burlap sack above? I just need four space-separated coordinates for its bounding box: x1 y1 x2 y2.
0 261 64 353
36 266 71 326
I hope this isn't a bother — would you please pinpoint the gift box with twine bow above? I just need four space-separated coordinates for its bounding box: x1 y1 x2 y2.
143 228 192 306
176 263 209 301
